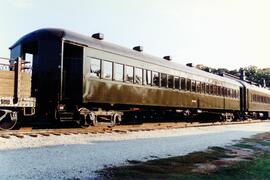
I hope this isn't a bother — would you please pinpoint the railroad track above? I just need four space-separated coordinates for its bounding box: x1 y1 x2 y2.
0 119 268 139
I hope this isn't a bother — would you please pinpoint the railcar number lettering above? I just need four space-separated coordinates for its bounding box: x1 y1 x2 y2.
0 99 10 105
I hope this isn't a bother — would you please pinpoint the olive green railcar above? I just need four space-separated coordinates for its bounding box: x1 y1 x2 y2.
244 82 270 115
8 28 246 126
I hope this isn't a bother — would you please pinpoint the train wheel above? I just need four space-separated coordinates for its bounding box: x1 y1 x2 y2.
79 114 89 128
0 110 18 130
89 112 97 126
112 113 121 126
78 108 92 128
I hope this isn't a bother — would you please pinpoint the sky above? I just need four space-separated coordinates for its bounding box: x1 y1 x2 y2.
1 0 270 70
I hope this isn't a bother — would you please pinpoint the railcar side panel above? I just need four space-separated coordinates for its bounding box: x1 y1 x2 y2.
83 79 237 110
248 89 270 112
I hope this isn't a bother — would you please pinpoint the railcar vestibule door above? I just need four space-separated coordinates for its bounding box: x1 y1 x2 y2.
62 42 83 103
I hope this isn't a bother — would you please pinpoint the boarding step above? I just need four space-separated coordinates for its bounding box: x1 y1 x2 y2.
59 111 75 121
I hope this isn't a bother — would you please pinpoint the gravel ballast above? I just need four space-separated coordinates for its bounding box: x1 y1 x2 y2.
1 122 270 179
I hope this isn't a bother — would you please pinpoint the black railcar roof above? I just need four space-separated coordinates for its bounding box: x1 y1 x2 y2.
11 28 242 87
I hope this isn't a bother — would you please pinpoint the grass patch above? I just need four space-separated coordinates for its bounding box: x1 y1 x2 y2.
98 132 270 179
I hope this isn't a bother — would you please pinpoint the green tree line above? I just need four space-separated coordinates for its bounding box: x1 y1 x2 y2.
198 65 270 87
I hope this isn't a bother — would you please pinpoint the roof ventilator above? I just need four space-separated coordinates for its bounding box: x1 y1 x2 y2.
163 56 172 61
186 63 194 67
92 33 104 40
240 69 246 81
133 46 143 52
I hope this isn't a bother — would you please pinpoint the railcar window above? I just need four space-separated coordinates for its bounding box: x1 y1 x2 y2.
114 63 124 81
180 78 186 90
125 65 134 83
161 73 167 88
191 81 196 92
225 89 227 97
209 84 214 95
217 86 221 96
218 86 222 96
152 72 160 86
187 79 191 91
90 58 101 78
211 85 215 95
221 87 224 96
174 77 180 89
102 61 113 80
227 89 231 98
143 70 152 85
206 84 209 94
168 75 174 88
201 83 206 93
233 90 236 98
196 82 201 93
213 85 217 95
135 68 143 84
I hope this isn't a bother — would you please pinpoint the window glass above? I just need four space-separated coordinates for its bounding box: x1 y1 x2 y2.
114 63 124 81
90 58 101 78
233 90 236 98
217 86 221 96
196 82 201 93
180 78 186 90
152 72 159 86
187 79 191 91
143 70 152 85
213 85 217 95
206 84 209 94
168 75 174 88
191 81 196 92
227 89 231 97
201 83 206 93
224 88 227 97
102 61 112 80
125 65 134 83
135 68 143 84
209 84 214 94
174 77 180 89
161 73 167 88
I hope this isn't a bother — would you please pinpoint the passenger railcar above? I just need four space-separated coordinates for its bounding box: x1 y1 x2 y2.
0 28 269 129
242 82 270 118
